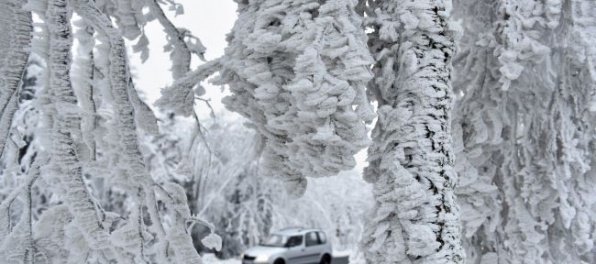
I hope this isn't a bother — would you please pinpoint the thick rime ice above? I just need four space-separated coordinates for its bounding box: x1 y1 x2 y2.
451 0 596 263
361 1 464 263
217 0 375 197
492 0 553 91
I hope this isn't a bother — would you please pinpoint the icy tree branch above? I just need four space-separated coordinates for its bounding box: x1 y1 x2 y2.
218 0 375 197
72 0 205 262
44 0 111 252
0 0 32 158
145 0 192 79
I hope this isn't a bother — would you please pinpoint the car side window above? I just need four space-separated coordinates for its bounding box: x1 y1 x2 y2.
317 231 326 244
286 235 303 247
305 232 319 247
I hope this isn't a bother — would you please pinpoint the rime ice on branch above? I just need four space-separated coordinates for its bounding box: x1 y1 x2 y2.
451 0 596 263
217 0 374 197
30 1 117 262
0 0 32 158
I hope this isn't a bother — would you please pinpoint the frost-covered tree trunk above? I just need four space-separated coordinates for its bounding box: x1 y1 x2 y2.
361 0 463 263
452 0 596 263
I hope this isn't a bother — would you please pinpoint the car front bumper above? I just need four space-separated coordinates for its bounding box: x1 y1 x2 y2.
241 260 269 264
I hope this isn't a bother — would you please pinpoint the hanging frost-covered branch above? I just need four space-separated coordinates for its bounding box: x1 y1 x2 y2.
71 0 204 262
0 154 47 264
72 18 99 162
42 0 113 256
0 0 32 158
145 0 205 79
492 0 552 91
156 59 220 117
448 1 503 262
217 0 374 197
451 0 596 263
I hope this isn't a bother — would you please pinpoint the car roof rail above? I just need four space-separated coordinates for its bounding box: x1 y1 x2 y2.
280 226 306 231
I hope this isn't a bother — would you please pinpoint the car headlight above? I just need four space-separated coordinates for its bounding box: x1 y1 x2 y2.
255 255 269 262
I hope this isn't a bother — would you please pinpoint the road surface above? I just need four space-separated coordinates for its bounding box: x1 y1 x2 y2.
202 253 351 263
332 255 349 264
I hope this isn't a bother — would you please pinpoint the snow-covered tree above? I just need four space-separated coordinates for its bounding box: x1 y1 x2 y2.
145 115 271 259
360 0 464 263
4 0 596 263
452 0 596 263
0 0 216 263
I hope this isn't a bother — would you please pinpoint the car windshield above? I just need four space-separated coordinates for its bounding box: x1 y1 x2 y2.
260 234 287 247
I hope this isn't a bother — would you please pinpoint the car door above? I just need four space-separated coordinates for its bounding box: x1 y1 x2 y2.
317 231 331 255
304 231 324 263
284 235 310 264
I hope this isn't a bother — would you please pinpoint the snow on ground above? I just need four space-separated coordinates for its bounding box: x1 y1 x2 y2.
333 250 351 257
203 254 241 264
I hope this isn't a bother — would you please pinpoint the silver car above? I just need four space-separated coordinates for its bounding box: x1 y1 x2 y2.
241 227 332 264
